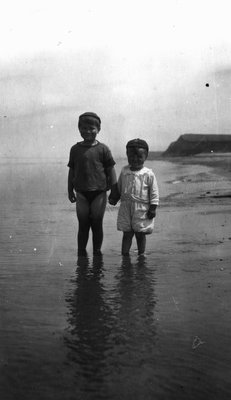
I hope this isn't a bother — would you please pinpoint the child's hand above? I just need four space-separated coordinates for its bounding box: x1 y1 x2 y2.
147 205 157 219
68 191 76 203
108 196 117 206
108 189 120 206
108 183 120 206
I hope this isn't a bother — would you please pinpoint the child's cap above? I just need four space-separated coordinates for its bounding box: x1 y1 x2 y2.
78 112 101 128
126 138 149 153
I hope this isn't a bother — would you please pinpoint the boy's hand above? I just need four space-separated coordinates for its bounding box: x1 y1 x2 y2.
147 205 157 219
108 197 117 206
108 186 120 206
68 191 76 203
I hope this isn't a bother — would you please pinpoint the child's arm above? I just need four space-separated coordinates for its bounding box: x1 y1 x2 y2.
68 168 76 203
147 204 157 219
106 166 120 205
147 172 159 219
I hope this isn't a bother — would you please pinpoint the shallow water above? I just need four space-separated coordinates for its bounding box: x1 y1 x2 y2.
1 159 231 399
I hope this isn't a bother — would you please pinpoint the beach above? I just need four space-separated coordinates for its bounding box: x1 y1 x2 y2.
0 155 231 399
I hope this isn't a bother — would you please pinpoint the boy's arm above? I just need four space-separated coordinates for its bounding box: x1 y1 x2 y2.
147 172 159 219
68 168 76 203
106 166 120 205
147 204 157 219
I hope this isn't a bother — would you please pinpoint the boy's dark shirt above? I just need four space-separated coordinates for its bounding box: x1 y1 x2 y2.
68 141 115 191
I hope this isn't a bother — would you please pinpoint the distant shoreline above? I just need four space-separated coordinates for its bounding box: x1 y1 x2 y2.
148 151 231 177
1 153 230 177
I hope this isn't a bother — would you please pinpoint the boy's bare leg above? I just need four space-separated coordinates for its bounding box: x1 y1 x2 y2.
135 232 146 255
90 192 107 254
76 196 91 255
122 231 134 256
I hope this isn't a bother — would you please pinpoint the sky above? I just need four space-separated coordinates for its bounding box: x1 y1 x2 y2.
1 0 231 158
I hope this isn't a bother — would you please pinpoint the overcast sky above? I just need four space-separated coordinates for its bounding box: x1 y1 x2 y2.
1 0 231 157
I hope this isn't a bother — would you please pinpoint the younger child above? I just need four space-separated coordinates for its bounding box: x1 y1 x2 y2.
109 138 159 256
68 112 117 257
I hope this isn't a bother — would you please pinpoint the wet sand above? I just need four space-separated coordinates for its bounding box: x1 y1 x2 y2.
0 155 231 399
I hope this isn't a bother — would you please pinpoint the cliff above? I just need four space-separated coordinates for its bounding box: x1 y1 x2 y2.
163 134 231 156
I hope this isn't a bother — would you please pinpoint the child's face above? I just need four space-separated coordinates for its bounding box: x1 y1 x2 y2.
127 147 148 170
79 121 100 144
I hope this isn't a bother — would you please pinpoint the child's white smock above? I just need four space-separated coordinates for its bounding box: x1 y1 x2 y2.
117 165 159 233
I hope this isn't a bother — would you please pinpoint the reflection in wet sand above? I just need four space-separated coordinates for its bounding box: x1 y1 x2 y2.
112 255 157 361
65 255 158 399
107 256 158 399
65 255 114 397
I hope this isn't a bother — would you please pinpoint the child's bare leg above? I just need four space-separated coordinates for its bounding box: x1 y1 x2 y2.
122 231 134 256
76 196 91 255
90 192 107 254
135 232 146 255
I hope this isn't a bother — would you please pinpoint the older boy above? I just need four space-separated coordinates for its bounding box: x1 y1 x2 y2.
68 112 117 257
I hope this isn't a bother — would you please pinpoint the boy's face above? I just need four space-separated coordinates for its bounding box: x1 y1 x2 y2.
78 120 100 143
126 147 148 170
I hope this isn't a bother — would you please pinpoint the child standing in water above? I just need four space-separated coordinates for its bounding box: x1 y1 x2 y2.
109 139 159 256
68 112 117 257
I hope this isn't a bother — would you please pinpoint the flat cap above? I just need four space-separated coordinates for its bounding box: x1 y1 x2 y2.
78 112 101 127
126 138 149 152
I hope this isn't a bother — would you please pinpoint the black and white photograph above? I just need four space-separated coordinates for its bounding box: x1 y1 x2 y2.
1 0 231 399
